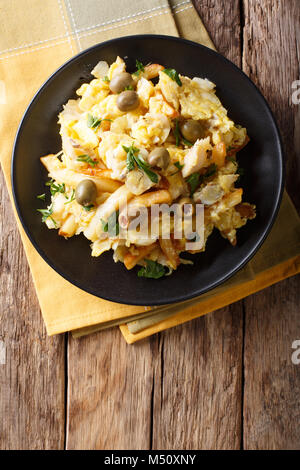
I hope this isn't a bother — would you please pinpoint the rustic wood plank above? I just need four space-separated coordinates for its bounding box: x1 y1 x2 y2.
242 0 300 210
243 277 300 449
152 306 243 449
193 0 241 66
0 169 65 450
242 0 300 450
149 1 244 450
66 330 156 449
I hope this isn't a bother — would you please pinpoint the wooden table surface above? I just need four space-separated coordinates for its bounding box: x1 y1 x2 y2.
1 0 299 450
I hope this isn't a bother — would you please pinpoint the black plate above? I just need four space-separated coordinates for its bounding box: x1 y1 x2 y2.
12 35 284 306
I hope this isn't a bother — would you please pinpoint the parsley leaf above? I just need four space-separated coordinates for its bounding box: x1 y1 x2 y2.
181 136 193 147
186 164 218 195
122 144 159 183
76 154 98 167
87 114 101 129
102 76 110 83
82 204 95 212
124 85 134 91
64 189 75 205
163 68 182 86
135 155 159 183
203 163 217 179
123 144 139 171
45 179 66 196
138 259 166 279
101 211 120 236
37 204 57 226
87 114 112 129
173 119 192 147
186 173 200 195
37 193 46 200
174 161 184 170
170 161 184 176
174 119 181 146
186 164 218 196
133 59 145 76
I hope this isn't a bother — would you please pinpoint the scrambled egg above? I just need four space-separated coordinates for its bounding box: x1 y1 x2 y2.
39 56 255 278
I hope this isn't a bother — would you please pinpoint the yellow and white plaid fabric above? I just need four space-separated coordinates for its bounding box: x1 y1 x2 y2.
0 0 299 342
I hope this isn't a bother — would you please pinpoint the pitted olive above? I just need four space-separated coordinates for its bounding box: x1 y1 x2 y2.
116 90 139 112
180 120 205 143
109 72 135 94
75 179 97 206
148 148 170 169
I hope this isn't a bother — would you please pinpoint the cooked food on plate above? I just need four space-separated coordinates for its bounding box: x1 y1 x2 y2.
38 56 256 278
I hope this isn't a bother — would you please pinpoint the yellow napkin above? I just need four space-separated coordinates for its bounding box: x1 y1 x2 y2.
0 0 208 335
0 0 299 339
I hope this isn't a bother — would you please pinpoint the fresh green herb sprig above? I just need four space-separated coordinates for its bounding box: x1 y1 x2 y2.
37 193 46 200
45 179 66 196
101 210 120 236
83 204 95 212
170 161 184 176
182 136 193 147
133 59 145 76
37 204 57 227
186 173 200 195
174 161 184 171
163 68 182 86
122 144 159 183
135 155 159 183
203 163 217 180
102 76 110 83
87 114 101 129
123 143 137 171
138 259 166 279
87 114 112 129
173 119 192 147
186 164 218 196
64 189 75 205
76 154 98 167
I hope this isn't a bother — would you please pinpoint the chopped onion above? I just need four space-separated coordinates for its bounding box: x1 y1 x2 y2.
91 61 109 78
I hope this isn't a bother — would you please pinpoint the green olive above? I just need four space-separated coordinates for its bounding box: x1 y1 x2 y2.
117 90 139 112
109 72 135 94
180 120 205 143
148 148 170 169
75 179 97 206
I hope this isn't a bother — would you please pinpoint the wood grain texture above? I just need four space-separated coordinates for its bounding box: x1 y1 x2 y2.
242 0 300 211
0 170 65 450
66 330 156 449
243 276 300 450
242 0 300 450
152 306 243 450
193 0 241 65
